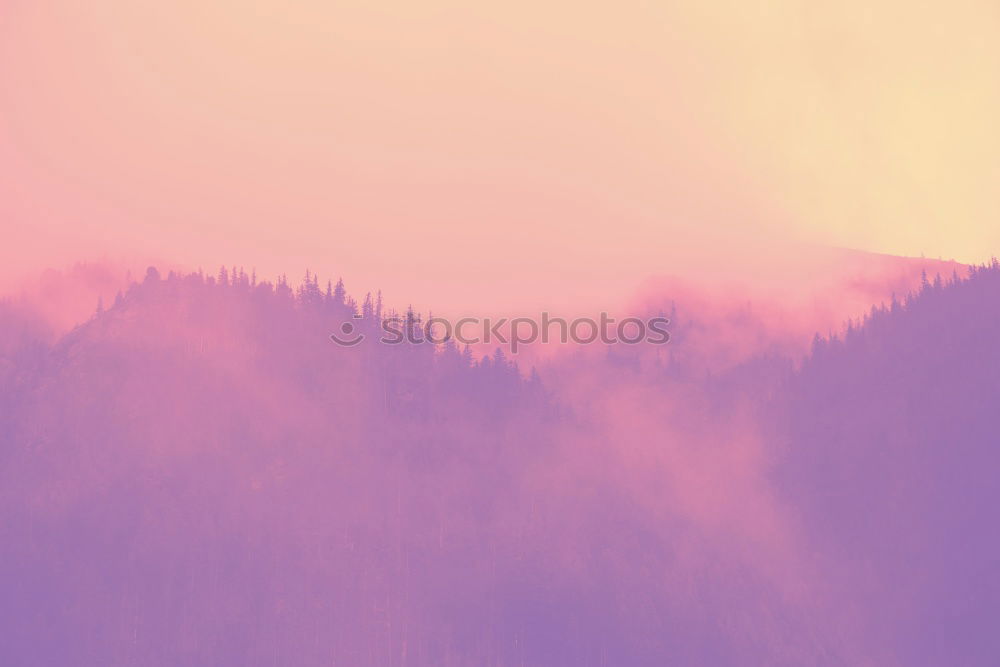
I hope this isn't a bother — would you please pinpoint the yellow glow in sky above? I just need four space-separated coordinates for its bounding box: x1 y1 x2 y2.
1 1 997 309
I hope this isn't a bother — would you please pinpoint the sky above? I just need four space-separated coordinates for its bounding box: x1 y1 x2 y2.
2 1 998 312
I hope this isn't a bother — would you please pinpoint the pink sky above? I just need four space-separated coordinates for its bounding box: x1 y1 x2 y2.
2 1 998 313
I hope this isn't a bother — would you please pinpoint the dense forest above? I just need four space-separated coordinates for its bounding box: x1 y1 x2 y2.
1 261 999 665
774 260 1000 665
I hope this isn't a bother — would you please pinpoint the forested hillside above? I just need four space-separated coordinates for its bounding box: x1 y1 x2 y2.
774 260 1000 665
2 262 999 665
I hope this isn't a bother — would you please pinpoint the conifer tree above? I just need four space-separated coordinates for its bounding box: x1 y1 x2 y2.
333 278 346 306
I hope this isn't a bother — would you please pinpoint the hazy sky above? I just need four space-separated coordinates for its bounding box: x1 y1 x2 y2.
2 1 998 310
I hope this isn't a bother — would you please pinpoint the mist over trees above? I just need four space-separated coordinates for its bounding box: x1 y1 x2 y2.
1 262 999 665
